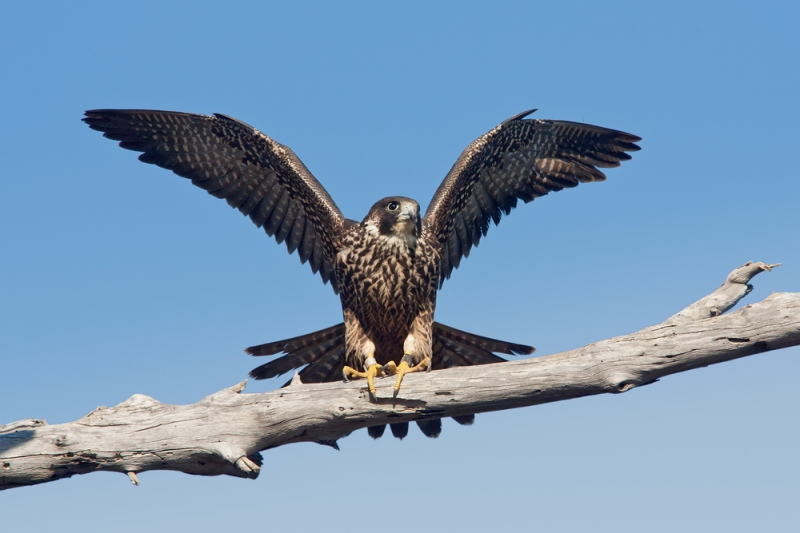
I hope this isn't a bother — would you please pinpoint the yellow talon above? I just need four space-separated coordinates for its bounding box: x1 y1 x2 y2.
342 354 429 399
393 361 410 393
390 356 430 398
343 356 384 400
366 362 381 396
342 365 366 381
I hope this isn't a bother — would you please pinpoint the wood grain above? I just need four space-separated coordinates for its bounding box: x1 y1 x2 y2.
2 262 797 490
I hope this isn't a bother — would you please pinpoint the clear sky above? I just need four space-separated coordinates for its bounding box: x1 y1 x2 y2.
2 1 799 531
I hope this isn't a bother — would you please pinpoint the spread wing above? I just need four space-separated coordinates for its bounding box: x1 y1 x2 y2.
422 110 641 286
83 110 346 292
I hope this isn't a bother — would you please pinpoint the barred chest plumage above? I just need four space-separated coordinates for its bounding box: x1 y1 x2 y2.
336 224 440 351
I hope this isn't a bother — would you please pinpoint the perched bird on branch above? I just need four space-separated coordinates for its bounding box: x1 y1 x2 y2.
84 109 640 439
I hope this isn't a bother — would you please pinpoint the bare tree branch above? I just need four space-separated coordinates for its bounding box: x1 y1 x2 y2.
2 262 798 491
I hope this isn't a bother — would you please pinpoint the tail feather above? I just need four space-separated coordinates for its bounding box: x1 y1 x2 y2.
416 419 442 438
246 321 533 439
452 414 475 426
248 330 345 380
297 346 345 384
368 425 386 439
432 344 472 370
435 335 507 366
390 422 409 439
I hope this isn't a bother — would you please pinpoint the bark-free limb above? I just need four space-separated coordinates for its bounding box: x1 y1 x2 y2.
2 262 797 491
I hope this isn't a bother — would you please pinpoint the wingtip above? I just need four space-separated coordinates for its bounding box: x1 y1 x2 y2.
502 108 538 125
83 109 118 119
82 109 103 125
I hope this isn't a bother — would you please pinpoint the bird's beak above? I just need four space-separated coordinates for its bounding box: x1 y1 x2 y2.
393 202 420 236
399 204 418 222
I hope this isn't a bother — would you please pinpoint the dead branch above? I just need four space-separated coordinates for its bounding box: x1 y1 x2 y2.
1 262 797 491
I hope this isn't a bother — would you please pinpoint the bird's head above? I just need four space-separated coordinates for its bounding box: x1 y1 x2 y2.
363 196 421 241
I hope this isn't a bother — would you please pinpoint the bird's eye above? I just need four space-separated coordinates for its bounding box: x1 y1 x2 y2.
387 202 399 211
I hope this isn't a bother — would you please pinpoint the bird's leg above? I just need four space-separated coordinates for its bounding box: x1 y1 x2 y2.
342 355 384 398
383 325 433 397
341 323 386 399
383 354 431 398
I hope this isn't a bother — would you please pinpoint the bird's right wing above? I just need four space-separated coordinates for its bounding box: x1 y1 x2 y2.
84 109 347 292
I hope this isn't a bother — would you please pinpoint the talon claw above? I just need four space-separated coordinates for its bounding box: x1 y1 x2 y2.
342 356 429 400
391 356 432 397
366 363 381 397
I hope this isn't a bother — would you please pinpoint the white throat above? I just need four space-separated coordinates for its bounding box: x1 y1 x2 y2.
364 222 418 252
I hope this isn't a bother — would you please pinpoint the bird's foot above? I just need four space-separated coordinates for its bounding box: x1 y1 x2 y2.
342 357 384 400
382 354 430 398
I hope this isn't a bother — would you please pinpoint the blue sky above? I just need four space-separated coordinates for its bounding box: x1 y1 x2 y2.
2 1 799 531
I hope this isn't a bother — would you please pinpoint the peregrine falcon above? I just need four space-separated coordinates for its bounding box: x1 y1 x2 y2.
83 109 640 439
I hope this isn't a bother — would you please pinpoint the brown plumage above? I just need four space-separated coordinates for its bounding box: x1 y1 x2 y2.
247 322 531 382
83 108 640 439
247 320 530 438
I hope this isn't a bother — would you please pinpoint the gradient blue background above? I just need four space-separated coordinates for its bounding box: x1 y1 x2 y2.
2 2 799 531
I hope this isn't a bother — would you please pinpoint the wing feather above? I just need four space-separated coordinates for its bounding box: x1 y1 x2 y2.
286 212 307 255
446 231 460 269
453 212 471 258
423 110 640 285
274 198 301 245
83 109 346 292
309 234 325 275
250 181 284 228
297 220 316 264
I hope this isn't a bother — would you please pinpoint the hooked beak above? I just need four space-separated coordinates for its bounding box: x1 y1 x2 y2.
398 204 418 222
393 203 420 237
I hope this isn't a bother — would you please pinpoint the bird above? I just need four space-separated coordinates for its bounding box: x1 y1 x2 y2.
83 108 640 439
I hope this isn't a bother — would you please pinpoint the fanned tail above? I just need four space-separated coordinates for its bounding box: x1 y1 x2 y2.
245 321 533 438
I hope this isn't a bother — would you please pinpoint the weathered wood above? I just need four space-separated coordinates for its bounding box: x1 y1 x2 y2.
666 261 781 322
2 262 798 491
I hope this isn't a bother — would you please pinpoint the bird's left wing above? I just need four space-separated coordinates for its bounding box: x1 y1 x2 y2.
84 110 346 292
422 110 641 286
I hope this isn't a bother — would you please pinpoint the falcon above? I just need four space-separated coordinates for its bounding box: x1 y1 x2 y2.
83 109 640 439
